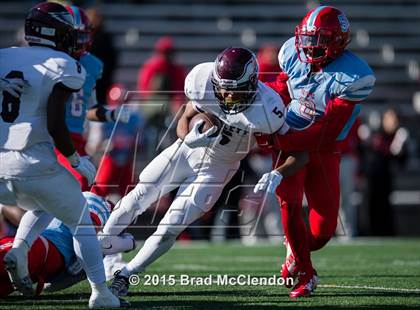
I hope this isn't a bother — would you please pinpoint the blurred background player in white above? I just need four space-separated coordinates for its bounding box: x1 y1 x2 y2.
0 2 120 308
102 47 308 296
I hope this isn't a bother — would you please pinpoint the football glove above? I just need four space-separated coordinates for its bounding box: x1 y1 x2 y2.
66 152 96 185
105 106 131 123
253 170 283 194
184 120 221 148
0 77 28 98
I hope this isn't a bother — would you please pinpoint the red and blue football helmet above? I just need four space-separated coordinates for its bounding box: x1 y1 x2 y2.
66 5 93 58
295 6 351 66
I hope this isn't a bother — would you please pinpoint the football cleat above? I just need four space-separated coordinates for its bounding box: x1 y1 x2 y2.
110 270 130 297
289 269 319 298
281 238 298 288
3 248 34 296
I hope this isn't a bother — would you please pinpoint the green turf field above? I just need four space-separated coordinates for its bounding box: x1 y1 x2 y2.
1 238 419 309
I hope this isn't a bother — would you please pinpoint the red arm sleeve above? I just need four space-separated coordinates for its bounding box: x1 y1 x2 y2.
264 72 291 105
256 97 361 153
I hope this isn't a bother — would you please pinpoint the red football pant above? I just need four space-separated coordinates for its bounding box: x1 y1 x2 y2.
55 133 90 191
276 152 341 272
91 155 134 198
0 236 64 297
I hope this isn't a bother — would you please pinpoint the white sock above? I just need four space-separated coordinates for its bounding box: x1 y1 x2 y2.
14 210 53 248
90 281 109 294
125 232 177 275
69 207 106 285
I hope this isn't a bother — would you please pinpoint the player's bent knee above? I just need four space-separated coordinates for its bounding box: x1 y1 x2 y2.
310 234 333 251
127 183 160 214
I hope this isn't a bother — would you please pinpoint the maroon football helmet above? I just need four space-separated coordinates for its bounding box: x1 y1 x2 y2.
295 6 351 66
212 47 259 114
25 2 76 56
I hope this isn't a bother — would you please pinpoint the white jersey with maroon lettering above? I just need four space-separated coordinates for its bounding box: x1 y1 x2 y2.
185 62 288 163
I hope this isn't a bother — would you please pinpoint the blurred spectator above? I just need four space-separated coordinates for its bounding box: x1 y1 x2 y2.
337 119 362 238
257 44 280 83
86 6 118 105
362 108 409 235
137 36 186 115
137 36 187 156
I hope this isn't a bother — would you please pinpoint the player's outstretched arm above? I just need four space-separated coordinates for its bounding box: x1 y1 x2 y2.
275 152 308 177
87 103 130 124
254 152 308 194
176 101 199 140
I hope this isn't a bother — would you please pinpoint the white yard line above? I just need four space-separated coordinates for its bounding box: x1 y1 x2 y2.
319 284 420 293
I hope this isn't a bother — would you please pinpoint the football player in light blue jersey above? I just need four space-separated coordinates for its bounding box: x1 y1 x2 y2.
0 192 135 297
254 6 375 298
56 6 129 191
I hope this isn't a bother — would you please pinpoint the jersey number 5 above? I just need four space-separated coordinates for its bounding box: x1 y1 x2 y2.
1 71 24 123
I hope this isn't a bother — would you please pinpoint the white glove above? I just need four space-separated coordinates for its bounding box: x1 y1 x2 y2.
105 106 131 123
184 120 221 148
253 170 283 194
66 152 97 185
0 78 28 98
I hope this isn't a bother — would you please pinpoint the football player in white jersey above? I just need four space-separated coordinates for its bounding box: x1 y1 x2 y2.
100 47 308 296
0 3 121 308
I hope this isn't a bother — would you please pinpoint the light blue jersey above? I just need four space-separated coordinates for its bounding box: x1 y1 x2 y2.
66 52 103 134
278 37 375 139
40 192 110 267
40 218 74 267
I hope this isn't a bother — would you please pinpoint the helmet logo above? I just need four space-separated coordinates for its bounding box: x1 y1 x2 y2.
302 24 316 33
40 27 55 36
49 12 73 27
218 79 238 88
338 14 349 32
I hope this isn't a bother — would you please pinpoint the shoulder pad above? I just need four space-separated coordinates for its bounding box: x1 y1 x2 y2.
278 37 295 72
184 62 214 101
51 52 86 91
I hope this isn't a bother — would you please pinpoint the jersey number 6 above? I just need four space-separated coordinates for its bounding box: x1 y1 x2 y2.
1 70 24 123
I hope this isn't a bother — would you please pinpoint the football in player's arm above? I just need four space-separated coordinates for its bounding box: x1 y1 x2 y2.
177 100 309 192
